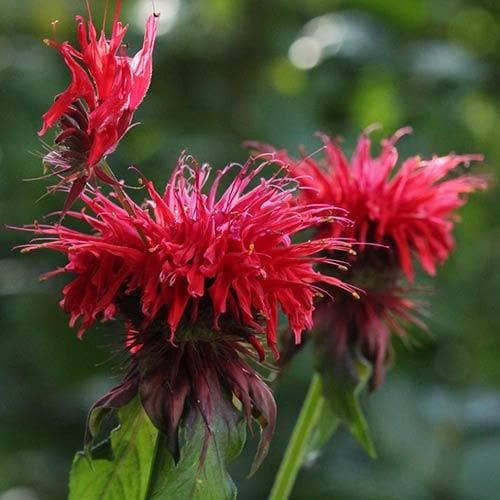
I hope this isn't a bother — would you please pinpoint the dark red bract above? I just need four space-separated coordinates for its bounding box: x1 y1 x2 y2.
87 322 277 472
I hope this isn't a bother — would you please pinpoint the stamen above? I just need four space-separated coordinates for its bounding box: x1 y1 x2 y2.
248 243 255 255
352 291 361 299
102 0 109 32
51 20 59 42
85 0 93 24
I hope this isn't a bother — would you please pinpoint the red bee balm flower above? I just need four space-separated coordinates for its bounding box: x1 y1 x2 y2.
266 128 486 282
39 1 159 209
17 154 356 466
21 155 355 354
255 128 486 388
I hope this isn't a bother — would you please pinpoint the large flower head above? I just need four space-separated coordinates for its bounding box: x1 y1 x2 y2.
38 0 159 209
21 154 355 354
17 153 356 465
253 128 486 387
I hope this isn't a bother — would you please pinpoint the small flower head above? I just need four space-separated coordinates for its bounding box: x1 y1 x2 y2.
38 1 159 209
254 128 486 388
17 153 355 464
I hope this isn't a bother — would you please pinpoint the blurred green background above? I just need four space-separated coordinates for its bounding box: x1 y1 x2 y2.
1 0 499 499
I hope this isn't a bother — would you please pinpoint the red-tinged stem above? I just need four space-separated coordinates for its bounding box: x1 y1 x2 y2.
99 161 148 246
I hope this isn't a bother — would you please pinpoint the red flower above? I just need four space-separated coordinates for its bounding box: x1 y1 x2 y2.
17 153 357 467
260 127 486 281
38 1 159 209
19 154 356 357
253 128 486 388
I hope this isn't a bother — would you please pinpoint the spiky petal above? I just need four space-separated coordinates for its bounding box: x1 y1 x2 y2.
17 154 356 356
254 128 486 388
255 128 486 281
38 1 159 206
16 153 356 467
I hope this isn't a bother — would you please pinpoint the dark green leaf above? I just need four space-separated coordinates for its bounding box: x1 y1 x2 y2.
304 399 341 464
315 349 376 458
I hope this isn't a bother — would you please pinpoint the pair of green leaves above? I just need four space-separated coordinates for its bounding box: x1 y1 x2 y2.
69 398 246 500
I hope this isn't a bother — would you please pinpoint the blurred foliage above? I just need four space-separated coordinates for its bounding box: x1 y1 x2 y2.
1 0 499 499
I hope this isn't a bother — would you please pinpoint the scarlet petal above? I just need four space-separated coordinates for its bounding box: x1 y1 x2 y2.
39 3 158 198
39 45 96 136
18 156 354 349
256 129 486 280
129 14 160 110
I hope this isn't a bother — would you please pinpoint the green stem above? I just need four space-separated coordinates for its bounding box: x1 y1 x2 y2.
269 373 325 500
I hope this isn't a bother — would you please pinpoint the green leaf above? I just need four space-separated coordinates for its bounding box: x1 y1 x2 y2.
69 397 158 500
69 397 246 500
315 348 376 458
304 399 341 464
150 409 246 500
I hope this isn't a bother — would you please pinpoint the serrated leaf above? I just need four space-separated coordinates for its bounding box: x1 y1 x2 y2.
69 396 247 500
150 409 246 500
69 397 158 500
315 348 376 458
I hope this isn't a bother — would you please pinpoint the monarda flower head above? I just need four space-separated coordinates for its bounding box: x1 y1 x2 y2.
38 1 159 210
253 128 486 388
17 154 356 468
